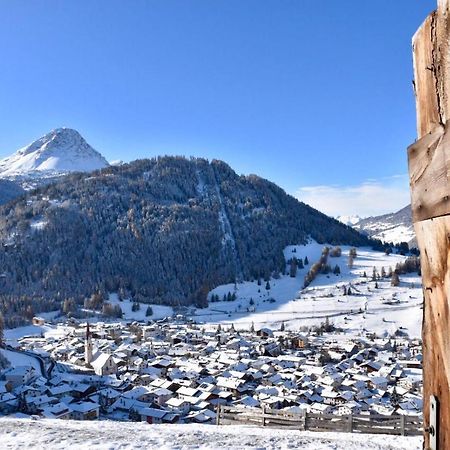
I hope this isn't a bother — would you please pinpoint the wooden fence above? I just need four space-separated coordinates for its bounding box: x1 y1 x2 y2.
216 405 422 436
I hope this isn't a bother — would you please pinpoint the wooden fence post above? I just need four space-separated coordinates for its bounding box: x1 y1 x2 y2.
262 405 266 427
400 415 406 436
216 404 221 426
409 1 450 448
347 414 353 433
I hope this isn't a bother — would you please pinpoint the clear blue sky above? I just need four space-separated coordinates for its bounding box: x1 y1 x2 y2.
0 1 436 216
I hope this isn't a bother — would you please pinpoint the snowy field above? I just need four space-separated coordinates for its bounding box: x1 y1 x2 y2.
193 241 423 338
0 349 42 373
4 322 70 348
0 419 422 450
107 294 173 321
369 225 415 246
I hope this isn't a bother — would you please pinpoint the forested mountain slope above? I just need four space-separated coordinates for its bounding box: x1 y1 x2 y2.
0 156 371 326
0 180 25 206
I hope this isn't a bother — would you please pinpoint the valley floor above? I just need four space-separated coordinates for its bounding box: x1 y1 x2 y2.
0 418 422 450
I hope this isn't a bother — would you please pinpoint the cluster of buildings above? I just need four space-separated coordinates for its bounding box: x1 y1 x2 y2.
0 319 423 423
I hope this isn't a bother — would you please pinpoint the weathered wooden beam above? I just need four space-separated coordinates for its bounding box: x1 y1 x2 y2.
412 12 441 138
407 125 445 222
414 217 450 449
438 0 450 11
410 3 450 449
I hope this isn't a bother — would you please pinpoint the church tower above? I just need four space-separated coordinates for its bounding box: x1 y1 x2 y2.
85 322 93 365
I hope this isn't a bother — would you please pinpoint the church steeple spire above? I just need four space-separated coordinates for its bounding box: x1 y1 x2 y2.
85 322 93 365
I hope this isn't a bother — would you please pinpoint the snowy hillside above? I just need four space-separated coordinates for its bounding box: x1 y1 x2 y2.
352 206 415 246
0 419 422 450
195 240 423 338
0 156 371 327
0 128 109 178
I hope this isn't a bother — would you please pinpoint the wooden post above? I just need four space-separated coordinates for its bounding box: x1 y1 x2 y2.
347 414 353 433
409 1 450 448
262 405 266 427
400 415 406 437
216 404 221 426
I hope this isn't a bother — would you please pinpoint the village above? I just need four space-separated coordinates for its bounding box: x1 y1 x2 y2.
0 314 423 425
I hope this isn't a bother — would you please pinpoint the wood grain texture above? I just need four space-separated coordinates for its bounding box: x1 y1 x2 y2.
412 13 441 138
414 216 450 449
413 5 450 139
411 4 450 449
407 124 450 222
438 0 450 16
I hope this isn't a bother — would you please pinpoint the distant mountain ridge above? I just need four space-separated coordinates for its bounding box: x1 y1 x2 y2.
0 128 109 177
352 205 415 246
0 156 372 326
336 215 362 227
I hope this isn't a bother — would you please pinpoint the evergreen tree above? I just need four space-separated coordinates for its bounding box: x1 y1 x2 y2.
265 281 271 290
304 256 309 265
390 387 400 407
391 272 400 287
289 258 298 278
114 305 123 318
131 301 140 312
129 408 140 422
372 267 377 281
145 306 153 317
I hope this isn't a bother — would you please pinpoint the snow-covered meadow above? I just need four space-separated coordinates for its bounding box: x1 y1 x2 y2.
0 419 422 450
193 241 423 339
107 294 173 322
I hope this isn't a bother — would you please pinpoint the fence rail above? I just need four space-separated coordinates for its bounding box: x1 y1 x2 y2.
216 405 422 436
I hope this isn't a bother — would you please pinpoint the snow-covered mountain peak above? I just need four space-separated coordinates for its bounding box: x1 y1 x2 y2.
0 128 109 177
336 215 362 226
